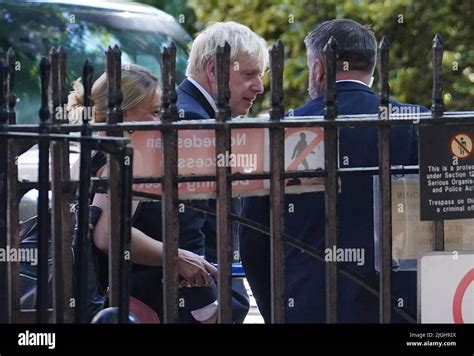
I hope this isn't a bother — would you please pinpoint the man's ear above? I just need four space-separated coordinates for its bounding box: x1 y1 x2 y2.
315 58 325 83
205 59 216 86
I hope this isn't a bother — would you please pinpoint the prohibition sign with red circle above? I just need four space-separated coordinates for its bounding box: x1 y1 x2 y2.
450 133 472 159
452 268 474 323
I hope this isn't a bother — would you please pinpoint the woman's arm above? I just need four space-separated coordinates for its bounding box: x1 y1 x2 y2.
92 193 164 266
92 193 217 286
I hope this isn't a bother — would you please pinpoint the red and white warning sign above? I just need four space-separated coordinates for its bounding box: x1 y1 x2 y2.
130 126 326 199
284 127 325 190
419 251 474 323
450 133 472 159
131 129 265 199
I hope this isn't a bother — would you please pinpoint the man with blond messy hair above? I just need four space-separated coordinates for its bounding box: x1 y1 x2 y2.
176 21 268 323
181 21 268 118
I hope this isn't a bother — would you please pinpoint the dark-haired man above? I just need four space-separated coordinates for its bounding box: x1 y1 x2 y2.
240 19 426 323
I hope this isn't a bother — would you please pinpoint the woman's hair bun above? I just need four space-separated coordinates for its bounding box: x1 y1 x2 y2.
67 79 85 123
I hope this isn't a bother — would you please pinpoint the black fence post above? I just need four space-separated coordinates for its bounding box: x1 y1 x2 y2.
50 46 74 323
215 42 233 323
105 46 127 322
377 36 393 323
5 48 19 322
160 43 179 323
6 48 16 126
323 36 338 324
74 59 93 323
0 58 11 323
60 46 74 323
50 47 64 323
50 49 60 126
37 57 51 323
118 145 133 324
269 40 285 324
431 34 445 252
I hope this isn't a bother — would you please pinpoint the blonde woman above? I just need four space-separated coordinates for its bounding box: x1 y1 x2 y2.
68 64 218 323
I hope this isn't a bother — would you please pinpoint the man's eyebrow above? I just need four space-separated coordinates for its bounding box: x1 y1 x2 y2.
243 69 262 74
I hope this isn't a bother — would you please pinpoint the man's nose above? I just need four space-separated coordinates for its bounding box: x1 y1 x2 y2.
251 76 264 94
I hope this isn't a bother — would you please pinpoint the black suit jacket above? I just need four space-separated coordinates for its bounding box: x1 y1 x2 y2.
177 79 250 323
240 81 426 323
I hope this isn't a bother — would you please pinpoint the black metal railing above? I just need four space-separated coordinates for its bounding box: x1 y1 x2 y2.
0 32 472 324
0 47 132 324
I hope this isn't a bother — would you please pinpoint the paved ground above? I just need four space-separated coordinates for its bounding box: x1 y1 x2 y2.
243 278 264 324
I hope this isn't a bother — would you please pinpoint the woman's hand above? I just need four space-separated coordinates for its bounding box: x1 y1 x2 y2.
177 249 218 288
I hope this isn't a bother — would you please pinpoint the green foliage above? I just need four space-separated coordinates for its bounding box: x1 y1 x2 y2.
146 0 473 113
138 0 196 39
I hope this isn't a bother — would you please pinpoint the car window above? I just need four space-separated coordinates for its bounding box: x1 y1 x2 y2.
0 3 189 124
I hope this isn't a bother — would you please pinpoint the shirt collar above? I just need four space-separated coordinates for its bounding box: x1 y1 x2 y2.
336 79 371 88
187 77 218 112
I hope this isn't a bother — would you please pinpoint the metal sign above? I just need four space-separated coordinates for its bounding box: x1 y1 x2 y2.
373 175 474 271
419 125 474 220
130 127 325 199
418 251 474 323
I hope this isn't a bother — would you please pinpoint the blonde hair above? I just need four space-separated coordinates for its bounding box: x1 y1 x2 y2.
67 63 160 123
186 21 269 78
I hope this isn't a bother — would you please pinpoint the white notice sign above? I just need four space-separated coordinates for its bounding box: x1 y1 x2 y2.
418 251 474 323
